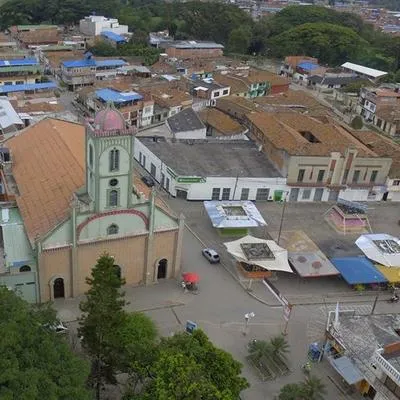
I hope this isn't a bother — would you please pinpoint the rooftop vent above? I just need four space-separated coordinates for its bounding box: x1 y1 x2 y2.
299 130 320 143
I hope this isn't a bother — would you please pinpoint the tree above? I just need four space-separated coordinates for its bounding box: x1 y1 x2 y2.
228 26 252 54
78 253 127 400
278 383 305 400
248 339 272 363
131 329 249 399
117 313 158 393
351 116 363 130
302 375 326 400
0 287 91 400
270 335 290 361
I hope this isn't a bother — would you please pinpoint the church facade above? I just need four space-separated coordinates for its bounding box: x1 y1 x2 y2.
1 106 183 303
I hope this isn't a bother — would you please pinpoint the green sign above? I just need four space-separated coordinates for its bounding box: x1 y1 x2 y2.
176 176 206 183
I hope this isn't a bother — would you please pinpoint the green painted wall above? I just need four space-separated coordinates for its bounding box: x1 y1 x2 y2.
135 204 178 230
42 219 72 249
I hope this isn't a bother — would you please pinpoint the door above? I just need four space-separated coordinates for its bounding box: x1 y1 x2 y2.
53 278 65 298
289 188 299 202
313 188 324 201
176 189 188 199
150 163 156 177
157 259 168 279
382 191 389 201
328 190 339 201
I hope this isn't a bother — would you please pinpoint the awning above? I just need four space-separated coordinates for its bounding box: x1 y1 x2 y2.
356 234 400 267
224 235 293 273
329 356 363 385
375 264 400 283
331 257 387 285
182 272 199 283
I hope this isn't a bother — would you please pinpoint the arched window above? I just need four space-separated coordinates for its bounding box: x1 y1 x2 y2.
109 190 118 207
19 265 31 272
89 144 93 167
109 148 120 172
107 224 119 235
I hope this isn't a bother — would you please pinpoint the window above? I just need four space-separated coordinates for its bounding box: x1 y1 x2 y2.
297 169 305 182
89 144 93 167
109 148 120 172
302 189 311 200
352 170 360 183
342 169 349 184
317 170 325 183
19 265 31 272
213 91 220 98
222 89 229 95
211 188 220 200
222 188 231 200
166 177 170 192
150 163 156 177
109 178 118 187
256 188 270 201
370 170 378 183
240 188 249 200
107 224 119 235
109 189 118 207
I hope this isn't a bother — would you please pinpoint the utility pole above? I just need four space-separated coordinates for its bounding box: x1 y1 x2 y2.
277 191 288 245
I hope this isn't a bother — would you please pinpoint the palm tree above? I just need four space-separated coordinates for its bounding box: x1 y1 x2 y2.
278 383 304 400
247 339 272 363
270 335 290 362
302 375 327 400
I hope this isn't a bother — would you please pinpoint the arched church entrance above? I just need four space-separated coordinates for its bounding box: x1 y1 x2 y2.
157 259 168 279
53 278 65 298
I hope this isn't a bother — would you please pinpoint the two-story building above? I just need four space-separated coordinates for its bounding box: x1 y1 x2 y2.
0 58 42 86
359 87 400 136
214 69 289 98
60 52 127 90
246 112 392 202
326 311 400 400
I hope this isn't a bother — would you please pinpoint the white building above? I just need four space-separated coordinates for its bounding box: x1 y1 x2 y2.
134 137 286 200
166 107 206 140
79 16 128 37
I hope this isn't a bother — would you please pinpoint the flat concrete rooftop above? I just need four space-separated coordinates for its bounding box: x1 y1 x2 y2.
138 138 282 178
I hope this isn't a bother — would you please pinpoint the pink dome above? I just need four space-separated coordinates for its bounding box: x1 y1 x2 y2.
93 106 125 133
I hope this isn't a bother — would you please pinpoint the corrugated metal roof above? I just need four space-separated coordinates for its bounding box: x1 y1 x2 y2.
0 81 57 94
2 224 34 265
62 58 127 68
331 256 387 284
341 62 387 78
297 62 319 71
168 41 224 49
0 58 38 67
101 31 126 43
0 98 23 129
96 88 143 103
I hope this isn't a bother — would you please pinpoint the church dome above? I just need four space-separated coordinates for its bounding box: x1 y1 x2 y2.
93 104 126 133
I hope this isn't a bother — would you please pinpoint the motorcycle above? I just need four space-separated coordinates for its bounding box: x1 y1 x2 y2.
387 295 399 304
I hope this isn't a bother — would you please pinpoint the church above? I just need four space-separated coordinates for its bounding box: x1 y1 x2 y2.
0 105 184 303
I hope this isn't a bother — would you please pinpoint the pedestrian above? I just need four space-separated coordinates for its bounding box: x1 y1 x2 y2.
181 281 187 293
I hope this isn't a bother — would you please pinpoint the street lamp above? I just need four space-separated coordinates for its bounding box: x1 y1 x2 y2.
277 191 289 245
243 312 255 335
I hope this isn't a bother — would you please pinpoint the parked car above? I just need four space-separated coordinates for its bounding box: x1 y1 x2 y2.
202 248 220 264
141 176 155 187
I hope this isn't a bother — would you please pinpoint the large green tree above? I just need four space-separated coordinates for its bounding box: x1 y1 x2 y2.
130 329 249 400
78 253 127 400
0 287 90 400
269 22 367 65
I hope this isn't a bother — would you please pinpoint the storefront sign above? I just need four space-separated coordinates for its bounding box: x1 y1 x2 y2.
176 176 206 183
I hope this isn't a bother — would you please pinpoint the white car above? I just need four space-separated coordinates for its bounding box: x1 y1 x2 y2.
202 248 220 264
43 320 69 334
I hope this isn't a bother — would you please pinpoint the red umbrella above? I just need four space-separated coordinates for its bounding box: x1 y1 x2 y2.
182 272 200 283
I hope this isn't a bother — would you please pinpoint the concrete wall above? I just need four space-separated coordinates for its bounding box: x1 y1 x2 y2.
173 127 206 140
166 47 223 59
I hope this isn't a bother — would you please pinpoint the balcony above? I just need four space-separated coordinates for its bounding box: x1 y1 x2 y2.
373 349 400 387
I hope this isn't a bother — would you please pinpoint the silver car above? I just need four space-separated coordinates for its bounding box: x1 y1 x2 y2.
202 248 220 264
